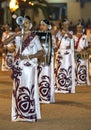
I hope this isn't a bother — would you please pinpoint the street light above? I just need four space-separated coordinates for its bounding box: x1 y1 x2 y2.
9 0 19 13
9 0 19 30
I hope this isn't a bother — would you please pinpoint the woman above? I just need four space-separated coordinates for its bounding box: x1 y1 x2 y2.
38 19 55 103
55 20 75 93
3 16 44 122
1 24 14 71
74 24 90 85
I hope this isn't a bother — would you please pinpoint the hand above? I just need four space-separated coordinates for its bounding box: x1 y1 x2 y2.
14 32 21 37
20 55 27 60
66 46 70 49
16 31 22 36
7 45 15 53
20 54 34 60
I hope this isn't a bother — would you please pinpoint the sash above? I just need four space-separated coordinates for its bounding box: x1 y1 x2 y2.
75 34 82 49
15 32 36 59
22 32 36 52
58 36 64 49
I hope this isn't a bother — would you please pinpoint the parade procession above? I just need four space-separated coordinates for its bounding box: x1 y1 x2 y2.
0 0 91 130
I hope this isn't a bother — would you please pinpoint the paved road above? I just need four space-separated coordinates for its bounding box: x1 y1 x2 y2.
0 57 91 130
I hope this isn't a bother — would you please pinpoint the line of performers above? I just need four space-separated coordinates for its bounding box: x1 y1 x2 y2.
1 16 91 122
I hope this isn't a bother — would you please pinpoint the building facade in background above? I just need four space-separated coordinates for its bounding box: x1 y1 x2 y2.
0 0 91 27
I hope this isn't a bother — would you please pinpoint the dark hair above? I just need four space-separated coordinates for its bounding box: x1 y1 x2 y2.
43 19 50 25
24 16 31 21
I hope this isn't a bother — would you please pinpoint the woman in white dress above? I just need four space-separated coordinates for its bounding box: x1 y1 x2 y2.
1 24 15 71
55 20 75 93
38 19 55 103
3 16 44 122
74 24 90 85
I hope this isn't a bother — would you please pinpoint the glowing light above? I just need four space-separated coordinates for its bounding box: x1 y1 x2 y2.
9 0 19 12
29 2 34 6
21 0 26 2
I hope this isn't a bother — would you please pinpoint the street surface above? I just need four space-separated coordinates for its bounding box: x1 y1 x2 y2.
0 56 91 130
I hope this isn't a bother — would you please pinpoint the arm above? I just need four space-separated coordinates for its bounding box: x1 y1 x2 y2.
2 34 15 45
2 32 21 45
20 49 45 60
29 49 45 59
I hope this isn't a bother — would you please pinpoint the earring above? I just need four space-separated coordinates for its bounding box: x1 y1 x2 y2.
29 23 33 29
48 25 52 30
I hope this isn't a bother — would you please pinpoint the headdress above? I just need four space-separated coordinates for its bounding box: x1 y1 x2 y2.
40 19 52 30
23 15 31 22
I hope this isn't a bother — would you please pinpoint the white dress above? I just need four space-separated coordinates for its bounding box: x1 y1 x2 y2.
11 32 42 122
74 34 90 85
1 31 14 71
38 32 55 103
55 34 75 93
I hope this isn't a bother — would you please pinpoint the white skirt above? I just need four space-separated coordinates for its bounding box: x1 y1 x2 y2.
11 59 41 122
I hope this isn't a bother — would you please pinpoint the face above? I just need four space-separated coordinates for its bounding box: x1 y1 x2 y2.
39 21 48 31
63 21 69 31
61 28 66 36
77 26 83 33
23 18 31 31
51 26 58 35
4 24 10 31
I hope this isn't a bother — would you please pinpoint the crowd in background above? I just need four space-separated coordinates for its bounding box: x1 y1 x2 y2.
0 18 91 38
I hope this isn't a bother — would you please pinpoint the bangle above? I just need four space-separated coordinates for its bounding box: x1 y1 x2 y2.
27 55 30 59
